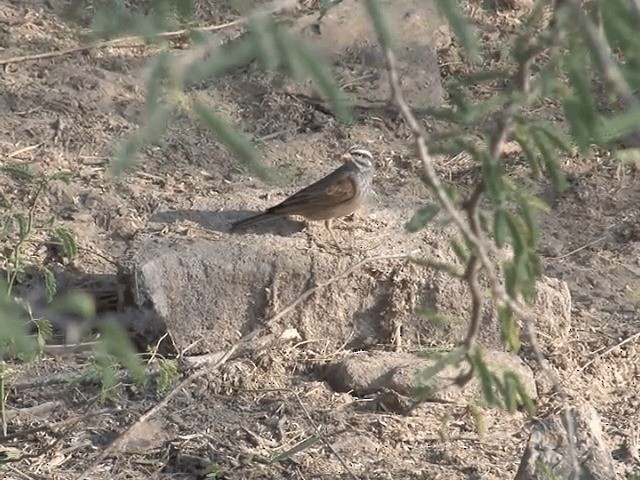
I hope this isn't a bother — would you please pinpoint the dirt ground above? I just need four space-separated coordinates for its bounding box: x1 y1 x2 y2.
1 0 639 479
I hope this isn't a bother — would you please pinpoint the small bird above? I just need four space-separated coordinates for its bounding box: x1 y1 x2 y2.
230 147 374 247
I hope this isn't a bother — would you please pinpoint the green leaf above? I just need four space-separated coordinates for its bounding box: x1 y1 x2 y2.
563 97 593 154
415 305 459 327
365 0 393 50
0 283 35 358
248 13 280 71
563 39 600 150
498 305 520 353
479 150 505 207
512 127 542 178
598 0 640 59
470 347 502 408
0 164 34 182
158 358 179 392
405 204 440 232
615 148 640 164
41 267 57 303
435 0 479 60
531 129 567 192
97 322 146 386
409 256 465 278
54 227 78 261
493 208 508 248
194 101 274 183
111 135 144 176
51 291 95 319
51 170 72 184
512 373 536 415
174 0 194 19
504 261 518 297
598 107 640 144
184 37 256 87
288 41 352 123
275 28 305 82
516 193 546 248
450 238 470 264
503 373 518 412
533 123 573 153
145 53 170 118
414 347 467 400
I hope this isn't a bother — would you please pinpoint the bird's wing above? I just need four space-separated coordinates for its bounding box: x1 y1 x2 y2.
267 165 356 215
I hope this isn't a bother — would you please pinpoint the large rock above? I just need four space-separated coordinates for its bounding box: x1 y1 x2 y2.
125 216 497 354
127 204 573 357
324 349 537 406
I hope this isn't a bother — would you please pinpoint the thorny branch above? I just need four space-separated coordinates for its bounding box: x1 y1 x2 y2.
377 3 582 475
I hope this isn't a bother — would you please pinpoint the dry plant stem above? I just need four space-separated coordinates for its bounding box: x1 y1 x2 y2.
5 464 40 480
579 330 640 372
76 344 238 480
293 392 358 480
381 46 581 475
0 20 240 66
6 182 45 295
5 396 101 464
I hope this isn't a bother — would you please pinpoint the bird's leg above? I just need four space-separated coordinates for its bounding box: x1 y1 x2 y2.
324 219 343 252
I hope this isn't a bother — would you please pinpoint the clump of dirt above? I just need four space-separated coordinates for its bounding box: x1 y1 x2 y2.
1 0 639 479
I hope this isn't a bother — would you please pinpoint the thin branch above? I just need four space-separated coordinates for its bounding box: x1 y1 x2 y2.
380 34 582 479
579 330 640 372
462 256 483 350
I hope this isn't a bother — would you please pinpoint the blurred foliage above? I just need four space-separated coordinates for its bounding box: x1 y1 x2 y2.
1 0 639 440
367 0 639 417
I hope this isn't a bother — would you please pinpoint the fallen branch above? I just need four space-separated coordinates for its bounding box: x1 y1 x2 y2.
0 20 243 66
579 330 640 372
0 0 296 66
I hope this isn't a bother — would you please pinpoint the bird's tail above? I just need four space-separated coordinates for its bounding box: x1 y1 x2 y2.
229 212 274 231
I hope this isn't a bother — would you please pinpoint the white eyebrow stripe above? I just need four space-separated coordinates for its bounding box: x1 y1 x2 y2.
349 149 373 159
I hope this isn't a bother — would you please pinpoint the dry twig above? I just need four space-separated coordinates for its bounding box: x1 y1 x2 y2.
579 330 640 372
293 392 358 480
76 344 238 479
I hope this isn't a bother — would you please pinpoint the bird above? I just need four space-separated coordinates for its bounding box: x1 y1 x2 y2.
230 147 375 248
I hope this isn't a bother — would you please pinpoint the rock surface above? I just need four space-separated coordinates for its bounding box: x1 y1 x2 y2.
324 349 537 405
515 403 616 480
